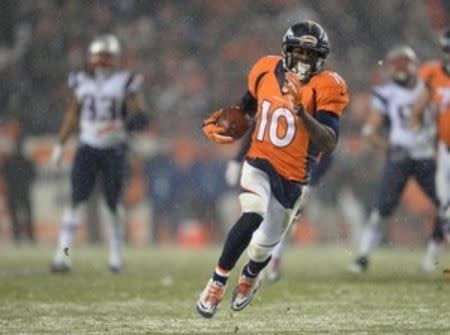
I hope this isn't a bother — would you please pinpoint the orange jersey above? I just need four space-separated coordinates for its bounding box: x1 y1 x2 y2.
246 55 349 182
419 61 450 146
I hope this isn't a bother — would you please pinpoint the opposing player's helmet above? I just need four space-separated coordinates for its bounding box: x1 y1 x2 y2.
282 21 330 81
440 29 450 74
385 45 418 85
88 34 121 70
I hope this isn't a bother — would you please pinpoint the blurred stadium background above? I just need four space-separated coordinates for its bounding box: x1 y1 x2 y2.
2 1 450 334
0 0 448 247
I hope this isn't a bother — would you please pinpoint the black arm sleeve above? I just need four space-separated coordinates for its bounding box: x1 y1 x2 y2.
314 111 340 140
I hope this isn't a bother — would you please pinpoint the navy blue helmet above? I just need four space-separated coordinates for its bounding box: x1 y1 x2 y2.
282 21 330 80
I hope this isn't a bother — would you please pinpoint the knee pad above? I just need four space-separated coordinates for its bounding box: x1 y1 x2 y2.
247 242 273 263
239 192 266 216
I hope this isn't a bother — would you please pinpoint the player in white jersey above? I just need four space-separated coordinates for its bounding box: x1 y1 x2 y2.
50 35 147 273
349 46 447 273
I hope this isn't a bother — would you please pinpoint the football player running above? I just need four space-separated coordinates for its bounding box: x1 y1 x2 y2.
197 21 349 318
411 29 450 262
349 45 446 274
50 35 147 273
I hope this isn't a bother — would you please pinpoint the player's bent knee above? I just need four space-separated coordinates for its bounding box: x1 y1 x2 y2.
247 242 273 263
239 192 266 216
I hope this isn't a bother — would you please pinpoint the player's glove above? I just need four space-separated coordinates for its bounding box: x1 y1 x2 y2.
282 71 303 109
51 143 64 167
225 160 242 187
202 109 234 144
126 112 149 131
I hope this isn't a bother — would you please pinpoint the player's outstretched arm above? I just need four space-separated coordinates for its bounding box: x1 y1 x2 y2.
411 87 431 129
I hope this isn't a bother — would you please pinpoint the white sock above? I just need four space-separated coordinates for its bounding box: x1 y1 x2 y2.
424 240 441 265
53 204 86 264
106 207 124 268
358 210 384 257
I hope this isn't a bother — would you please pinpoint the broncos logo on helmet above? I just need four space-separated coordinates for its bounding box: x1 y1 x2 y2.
282 21 330 81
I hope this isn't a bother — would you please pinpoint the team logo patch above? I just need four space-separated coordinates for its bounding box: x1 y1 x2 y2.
299 35 318 46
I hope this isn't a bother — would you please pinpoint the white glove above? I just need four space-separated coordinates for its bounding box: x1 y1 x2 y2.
51 144 64 167
225 160 242 187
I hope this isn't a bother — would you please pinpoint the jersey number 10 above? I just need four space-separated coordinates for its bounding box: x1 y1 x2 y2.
256 100 296 147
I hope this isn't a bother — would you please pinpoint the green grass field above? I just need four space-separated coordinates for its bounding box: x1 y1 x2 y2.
1 246 450 335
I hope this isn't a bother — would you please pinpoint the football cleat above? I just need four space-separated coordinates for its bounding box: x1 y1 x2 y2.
109 265 122 274
348 256 369 274
50 261 71 274
421 257 438 273
231 275 261 311
196 279 226 318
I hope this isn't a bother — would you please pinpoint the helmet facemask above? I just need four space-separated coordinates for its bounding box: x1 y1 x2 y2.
87 35 122 78
283 45 325 81
388 55 417 86
385 46 418 87
281 22 330 81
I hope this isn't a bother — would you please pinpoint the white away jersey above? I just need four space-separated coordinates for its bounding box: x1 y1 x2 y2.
372 81 435 159
68 70 143 148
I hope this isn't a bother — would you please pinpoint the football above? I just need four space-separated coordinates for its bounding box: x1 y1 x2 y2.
216 106 250 139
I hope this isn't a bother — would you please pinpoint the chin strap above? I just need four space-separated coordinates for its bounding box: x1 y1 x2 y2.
283 53 324 81
292 61 312 80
